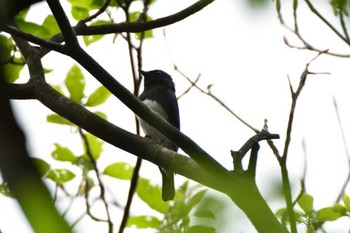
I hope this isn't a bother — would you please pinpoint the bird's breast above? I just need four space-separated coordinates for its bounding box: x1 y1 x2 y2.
142 99 169 120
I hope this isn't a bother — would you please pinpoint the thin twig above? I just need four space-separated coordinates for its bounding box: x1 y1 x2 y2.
277 52 326 233
118 3 148 232
174 66 259 133
78 128 113 233
118 158 142 233
282 51 325 160
84 185 107 222
177 74 201 99
78 0 112 25
333 97 350 203
304 0 350 46
339 12 350 41
277 0 350 57
291 139 307 208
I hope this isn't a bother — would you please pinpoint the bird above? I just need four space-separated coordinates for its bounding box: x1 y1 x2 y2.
138 69 180 201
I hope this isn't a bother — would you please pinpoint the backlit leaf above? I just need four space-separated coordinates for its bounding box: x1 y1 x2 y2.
51 143 77 163
65 64 85 103
83 133 103 160
298 193 314 214
3 63 24 83
103 162 134 180
46 169 75 184
316 204 347 221
136 177 169 213
32 158 51 177
85 86 111 107
126 215 161 229
47 114 74 126
83 20 110 46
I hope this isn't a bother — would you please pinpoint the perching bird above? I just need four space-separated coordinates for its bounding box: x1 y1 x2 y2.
139 69 180 201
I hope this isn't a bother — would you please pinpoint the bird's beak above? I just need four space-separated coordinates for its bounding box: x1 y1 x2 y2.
139 70 147 76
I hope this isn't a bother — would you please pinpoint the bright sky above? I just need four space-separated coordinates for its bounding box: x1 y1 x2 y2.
2 0 350 232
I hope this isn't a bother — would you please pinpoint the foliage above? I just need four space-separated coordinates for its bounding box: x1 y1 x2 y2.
276 193 350 232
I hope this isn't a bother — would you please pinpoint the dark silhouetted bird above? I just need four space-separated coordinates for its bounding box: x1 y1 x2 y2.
139 69 180 201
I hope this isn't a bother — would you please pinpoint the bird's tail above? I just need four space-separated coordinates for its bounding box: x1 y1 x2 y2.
159 167 175 201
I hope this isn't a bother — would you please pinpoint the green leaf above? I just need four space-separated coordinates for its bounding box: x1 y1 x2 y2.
46 169 76 184
32 158 51 177
94 111 107 120
136 177 169 213
170 198 188 220
83 20 109 46
15 7 29 21
188 189 207 209
330 0 348 16
0 35 24 83
275 208 303 223
103 162 134 180
316 204 347 221
0 35 13 62
42 15 60 36
83 133 103 160
47 114 74 126
333 203 347 214
3 63 24 83
343 194 350 212
65 64 86 103
194 209 216 219
71 6 90 21
51 143 77 163
85 86 111 107
0 182 14 198
50 85 65 96
187 225 216 233
135 28 153 40
16 20 51 39
68 0 94 8
298 193 314 214
44 67 54 74
91 0 105 8
126 215 161 229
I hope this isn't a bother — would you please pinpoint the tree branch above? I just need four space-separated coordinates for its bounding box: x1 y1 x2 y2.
231 131 279 172
46 0 79 49
1 0 215 55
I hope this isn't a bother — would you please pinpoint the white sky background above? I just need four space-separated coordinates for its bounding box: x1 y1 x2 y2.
1 0 350 232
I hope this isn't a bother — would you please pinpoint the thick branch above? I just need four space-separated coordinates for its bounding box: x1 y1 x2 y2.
46 0 79 48
65 46 228 180
75 0 215 35
1 0 215 54
10 80 286 232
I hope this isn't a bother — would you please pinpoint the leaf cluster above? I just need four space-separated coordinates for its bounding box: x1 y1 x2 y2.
276 193 350 232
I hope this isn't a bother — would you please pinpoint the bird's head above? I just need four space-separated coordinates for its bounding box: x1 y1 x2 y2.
140 70 175 91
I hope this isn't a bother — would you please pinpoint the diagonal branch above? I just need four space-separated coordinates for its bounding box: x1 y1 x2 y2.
63 45 228 180
175 67 259 133
1 0 216 54
46 0 79 49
